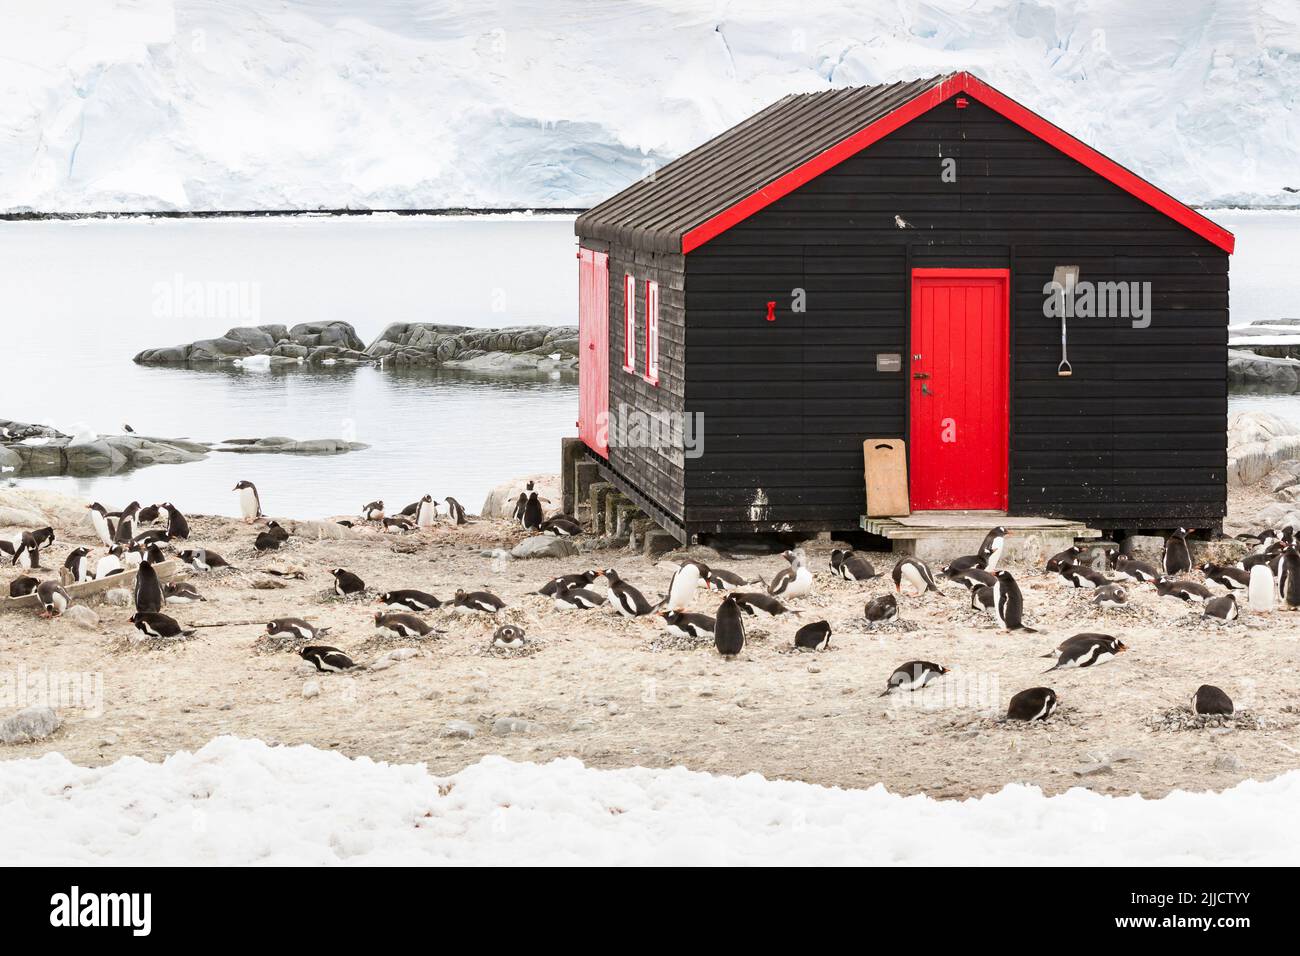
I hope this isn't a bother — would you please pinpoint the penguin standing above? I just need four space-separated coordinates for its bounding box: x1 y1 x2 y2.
891 557 938 595
87 503 115 547
663 561 705 611
36 580 70 618
1248 562 1275 613
991 570 1035 632
522 491 544 532
1278 545 1300 609
94 546 125 580
599 568 655 617
1006 687 1058 722
160 502 190 539
768 549 813 599
512 493 529 524
415 495 438 528
1162 527 1193 576
361 500 385 522
445 497 468 525
978 526 1008 570
713 593 745 659
793 620 832 651
63 547 92 583
133 559 163 614
113 502 139 545
234 481 262 521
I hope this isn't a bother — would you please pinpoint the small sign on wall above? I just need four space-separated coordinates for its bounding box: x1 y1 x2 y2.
876 353 902 372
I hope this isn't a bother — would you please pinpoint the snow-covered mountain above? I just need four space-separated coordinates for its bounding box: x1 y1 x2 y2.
3 0 1297 213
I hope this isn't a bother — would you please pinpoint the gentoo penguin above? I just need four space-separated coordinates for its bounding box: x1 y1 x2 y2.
538 570 598 597
1200 562 1249 591
28 526 55 549
793 620 832 651
382 516 414 534
978 526 1008 570
10 533 39 569
1006 687 1058 722
880 660 948 696
713 594 745 659
374 611 441 638
970 585 994 613
133 528 171 546
730 591 800 618
768 549 813 599
160 503 190 539
540 515 583 537
414 495 438 528
1248 562 1275 612
1113 554 1159 584
891 557 938 595
1192 684 1234 716
36 580 70 618
9 575 39 598
113 502 138 545
865 593 899 623
1091 583 1128 609
599 568 655 617
234 481 262 521
142 542 167 565
129 611 194 639
1240 546 1283 572
164 582 205 604
266 618 328 641
133 559 163 614
138 504 160 524
950 567 996 592
1043 633 1127 671
522 492 544 532
831 549 879 581
1045 545 1081 573
445 497 468 525
361 500 385 522
263 521 290 542
1057 562 1109 589
941 554 987 579
178 549 234 572
87 503 115 547
512 493 529 525
331 568 366 596
659 609 716 639
992 570 1035 632
492 625 527 649
254 531 282 551
378 589 442 612
1278 545 1300 609
663 561 705 611
1155 576 1211 603
94 546 125 580
552 583 605 611
299 645 357 673
1162 527 1193 576
1203 594 1239 622
63 547 92 583
453 588 506 613
704 567 760 591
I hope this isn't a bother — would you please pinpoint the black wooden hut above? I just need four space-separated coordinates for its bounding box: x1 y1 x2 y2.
573 72 1234 543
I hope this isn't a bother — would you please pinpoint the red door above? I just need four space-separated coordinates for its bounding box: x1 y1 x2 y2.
908 268 1009 510
577 248 610 457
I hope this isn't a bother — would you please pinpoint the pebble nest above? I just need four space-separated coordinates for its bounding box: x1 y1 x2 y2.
251 631 317 655
469 637 546 659
1147 707 1287 732
109 630 204 654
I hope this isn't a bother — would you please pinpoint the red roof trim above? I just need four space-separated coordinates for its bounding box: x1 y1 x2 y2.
681 72 1235 255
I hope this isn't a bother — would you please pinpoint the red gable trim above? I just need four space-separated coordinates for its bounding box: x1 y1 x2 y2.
681 72 1235 255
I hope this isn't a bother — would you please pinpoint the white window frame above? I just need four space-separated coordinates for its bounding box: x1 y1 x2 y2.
644 280 659 385
623 273 636 372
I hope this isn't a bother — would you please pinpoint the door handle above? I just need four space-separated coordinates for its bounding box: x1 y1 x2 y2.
912 372 930 379
921 384 932 395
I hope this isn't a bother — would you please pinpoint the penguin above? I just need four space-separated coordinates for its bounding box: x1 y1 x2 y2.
704 567 761 591
768 549 813 599
492 624 527 649
94 545 127 580
263 521 290 542
1192 684 1233 716
87 503 115 547
658 610 716 639
950 567 996 592
538 571 599 597
374 611 442 638
299 645 358 673
142 542 167 565
552 584 605 611
540 515 583 536
991 570 1035 632
835 549 879 581
1091 583 1128 609
382 516 415 534
1162 527 1193 576
36 580 70 618
254 531 282 551
730 591 801 618
133 559 163 614
713 593 745 659
599 568 655 617
1200 562 1249 591
1006 687 1058 722
331 568 366 596
941 554 987 579
891 557 938 595
1248 562 1275 612
164 582 205 604
445 497 468 525
1155 576 1211 603
1278 545 1300 609
129 611 194 639
879 660 948 696
9 575 39 598
1045 545 1081 573
133 528 171 546
234 481 262 521
1203 594 1239 622
1113 554 1159 584
113 502 138 545
378 589 442 612
179 549 234 572
361 500 385 522
663 561 705 611
1057 562 1109 589
512 493 529 524
10 533 39 570
414 495 438 528
63 546 92 583
1240 547 1283 572
793 619 832 651
453 588 506 613
522 491 544 532
135 504 159 525
28 526 55 549
969 585 994 612
267 618 328 641
978 526 1008 570
1043 633 1127 671
160 503 190 539
865 593 899 623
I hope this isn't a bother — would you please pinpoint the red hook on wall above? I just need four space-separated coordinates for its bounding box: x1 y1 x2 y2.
765 301 776 322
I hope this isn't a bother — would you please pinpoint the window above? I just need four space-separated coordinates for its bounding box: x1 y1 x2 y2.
623 274 636 372
644 280 659 385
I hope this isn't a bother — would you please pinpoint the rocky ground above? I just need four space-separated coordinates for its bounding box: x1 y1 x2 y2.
3 481 1300 799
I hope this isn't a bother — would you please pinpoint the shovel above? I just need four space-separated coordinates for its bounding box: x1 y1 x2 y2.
1052 265 1079 377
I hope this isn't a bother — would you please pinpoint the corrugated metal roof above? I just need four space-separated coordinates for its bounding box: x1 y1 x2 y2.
576 74 956 255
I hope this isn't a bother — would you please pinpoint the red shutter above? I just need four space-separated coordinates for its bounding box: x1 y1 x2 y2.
578 248 609 457
644 280 659 385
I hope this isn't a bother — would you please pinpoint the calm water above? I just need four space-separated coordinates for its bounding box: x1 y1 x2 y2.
0 214 578 518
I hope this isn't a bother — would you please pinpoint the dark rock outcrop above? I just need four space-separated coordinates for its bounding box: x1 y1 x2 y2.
134 322 367 366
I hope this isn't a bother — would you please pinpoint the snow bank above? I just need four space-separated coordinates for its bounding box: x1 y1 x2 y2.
2 0 1297 213
0 737 1296 864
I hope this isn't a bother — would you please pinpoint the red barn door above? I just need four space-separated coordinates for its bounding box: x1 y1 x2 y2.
577 248 610 457
908 269 1009 510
